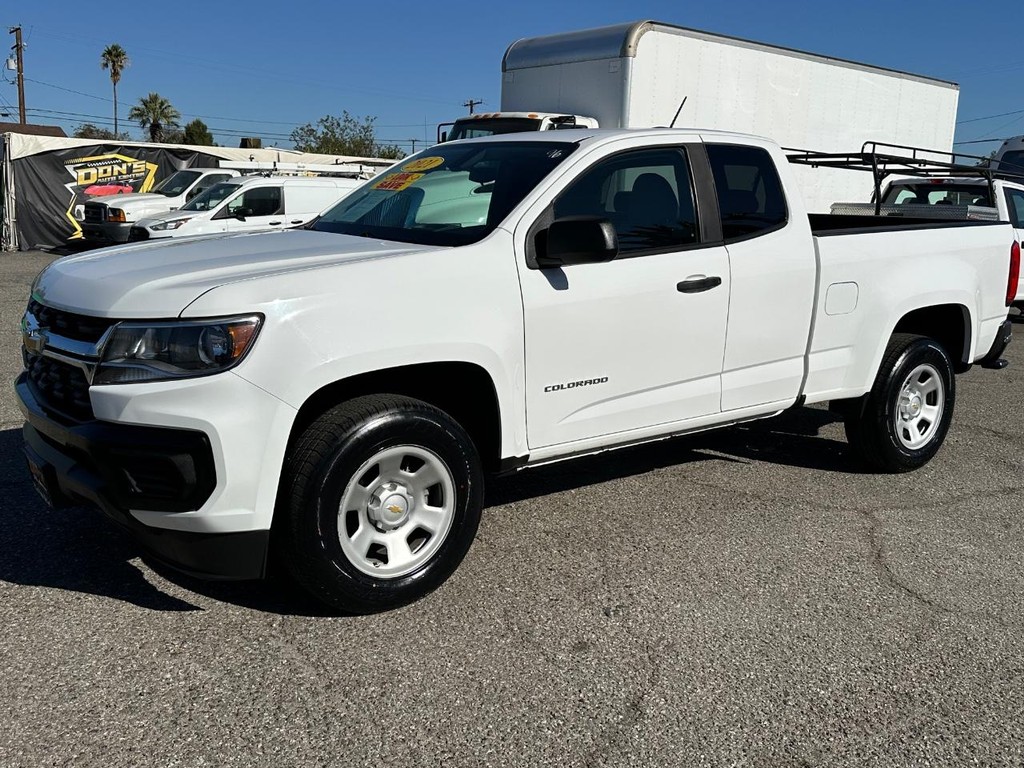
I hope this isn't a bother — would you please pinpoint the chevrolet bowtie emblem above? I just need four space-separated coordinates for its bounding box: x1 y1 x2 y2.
22 319 48 355
387 505 403 514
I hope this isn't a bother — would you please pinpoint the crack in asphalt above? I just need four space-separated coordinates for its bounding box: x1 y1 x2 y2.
855 508 951 616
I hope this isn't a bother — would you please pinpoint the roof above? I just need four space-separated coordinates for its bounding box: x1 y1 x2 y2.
0 122 67 138
445 126 769 146
502 20 958 90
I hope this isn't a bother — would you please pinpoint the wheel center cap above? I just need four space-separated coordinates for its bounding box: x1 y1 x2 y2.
367 482 412 531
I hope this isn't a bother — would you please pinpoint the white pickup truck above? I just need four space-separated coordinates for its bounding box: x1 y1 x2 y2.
81 167 240 244
17 129 1017 613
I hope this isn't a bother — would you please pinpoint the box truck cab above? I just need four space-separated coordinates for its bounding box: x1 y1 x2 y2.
129 176 362 240
994 136 1024 174
439 112 598 143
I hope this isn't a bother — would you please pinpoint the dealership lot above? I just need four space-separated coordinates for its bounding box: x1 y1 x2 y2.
2 251 1023 767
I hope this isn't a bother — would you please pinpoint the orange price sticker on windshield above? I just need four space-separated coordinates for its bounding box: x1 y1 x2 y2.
402 156 444 172
372 172 423 191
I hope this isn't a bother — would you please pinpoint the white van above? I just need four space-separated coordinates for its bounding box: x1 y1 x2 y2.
129 176 362 240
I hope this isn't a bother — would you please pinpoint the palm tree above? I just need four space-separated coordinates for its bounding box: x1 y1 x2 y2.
128 92 181 143
100 44 129 136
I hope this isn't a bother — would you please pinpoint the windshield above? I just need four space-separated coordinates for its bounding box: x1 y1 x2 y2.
312 141 578 246
181 182 242 212
883 183 992 207
447 118 544 142
998 150 1024 174
151 170 203 197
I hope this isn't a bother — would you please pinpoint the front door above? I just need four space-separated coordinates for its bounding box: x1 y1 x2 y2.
518 145 730 450
218 185 285 232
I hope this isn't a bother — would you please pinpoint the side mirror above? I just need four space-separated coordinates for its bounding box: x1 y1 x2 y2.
440 131 448 143
536 216 618 268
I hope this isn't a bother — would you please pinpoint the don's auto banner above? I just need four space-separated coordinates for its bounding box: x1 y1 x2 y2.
13 144 217 250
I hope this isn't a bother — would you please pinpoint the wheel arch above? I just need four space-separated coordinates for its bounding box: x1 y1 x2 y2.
284 361 504 474
891 302 973 371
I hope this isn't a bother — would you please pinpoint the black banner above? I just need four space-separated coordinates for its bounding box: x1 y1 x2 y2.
13 144 219 250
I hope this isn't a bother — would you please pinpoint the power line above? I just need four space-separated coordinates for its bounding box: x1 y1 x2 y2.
957 108 1024 125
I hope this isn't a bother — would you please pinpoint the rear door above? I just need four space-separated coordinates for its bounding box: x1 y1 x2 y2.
704 141 817 411
517 142 731 449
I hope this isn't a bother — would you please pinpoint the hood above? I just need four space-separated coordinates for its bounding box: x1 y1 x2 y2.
88 192 172 210
136 208 208 226
32 230 437 318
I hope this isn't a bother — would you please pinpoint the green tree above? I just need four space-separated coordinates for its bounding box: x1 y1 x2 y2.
100 44 129 136
183 118 215 146
290 111 405 158
128 92 181 143
73 123 129 141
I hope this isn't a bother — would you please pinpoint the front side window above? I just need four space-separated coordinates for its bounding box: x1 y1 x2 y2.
152 170 203 197
552 148 699 254
706 144 787 242
1005 189 1024 227
313 141 578 246
224 186 283 217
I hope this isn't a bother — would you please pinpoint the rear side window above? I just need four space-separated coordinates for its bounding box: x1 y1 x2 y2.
706 144 787 242
1005 189 1024 228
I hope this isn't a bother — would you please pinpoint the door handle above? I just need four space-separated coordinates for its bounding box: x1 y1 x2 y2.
290 219 304 225
268 221 282 226
677 276 722 293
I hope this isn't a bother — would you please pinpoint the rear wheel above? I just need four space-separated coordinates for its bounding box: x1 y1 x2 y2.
843 333 955 473
279 395 483 613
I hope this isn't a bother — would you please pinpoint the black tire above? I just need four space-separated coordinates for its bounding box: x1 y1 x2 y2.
279 394 483 614
843 333 955 473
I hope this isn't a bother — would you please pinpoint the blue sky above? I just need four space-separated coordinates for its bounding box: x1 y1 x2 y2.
3 1 1021 157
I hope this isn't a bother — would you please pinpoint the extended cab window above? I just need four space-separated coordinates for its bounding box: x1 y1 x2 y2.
1004 189 1024 227
706 144 787 242
553 148 698 254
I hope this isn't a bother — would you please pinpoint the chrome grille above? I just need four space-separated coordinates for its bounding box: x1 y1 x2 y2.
83 202 106 223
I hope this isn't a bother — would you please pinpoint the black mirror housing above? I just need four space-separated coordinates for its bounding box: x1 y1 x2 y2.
538 216 618 267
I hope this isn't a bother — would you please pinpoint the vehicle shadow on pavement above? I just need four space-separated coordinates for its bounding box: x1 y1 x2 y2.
0 407 852 615
0 427 202 611
486 406 856 507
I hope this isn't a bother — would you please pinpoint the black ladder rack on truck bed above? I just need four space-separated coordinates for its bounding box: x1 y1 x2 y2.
785 141 1024 215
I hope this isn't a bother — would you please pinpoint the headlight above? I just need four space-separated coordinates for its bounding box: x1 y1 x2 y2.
150 217 193 231
94 315 263 385
107 208 127 222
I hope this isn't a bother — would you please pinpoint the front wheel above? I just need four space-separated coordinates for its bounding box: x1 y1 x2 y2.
843 333 955 473
279 395 484 613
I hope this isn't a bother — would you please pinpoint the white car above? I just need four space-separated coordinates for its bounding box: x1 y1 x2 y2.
129 176 362 240
82 168 240 244
17 129 1017 614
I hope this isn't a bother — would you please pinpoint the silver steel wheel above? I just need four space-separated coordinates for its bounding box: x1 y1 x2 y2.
894 362 945 450
337 444 456 579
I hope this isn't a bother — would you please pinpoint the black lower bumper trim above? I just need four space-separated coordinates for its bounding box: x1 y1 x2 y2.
15 372 267 580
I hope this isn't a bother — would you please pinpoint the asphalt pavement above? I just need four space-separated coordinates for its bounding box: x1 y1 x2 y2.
2 249 1023 767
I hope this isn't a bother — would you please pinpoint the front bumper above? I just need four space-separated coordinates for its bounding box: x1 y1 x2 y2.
82 221 133 243
16 373 275 579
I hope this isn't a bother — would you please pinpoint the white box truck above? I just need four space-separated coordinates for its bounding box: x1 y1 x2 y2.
443 20 961 213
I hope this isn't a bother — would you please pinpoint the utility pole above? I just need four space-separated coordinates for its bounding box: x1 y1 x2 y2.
409 138 419 154
8 26 25 124
463 99 483 114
